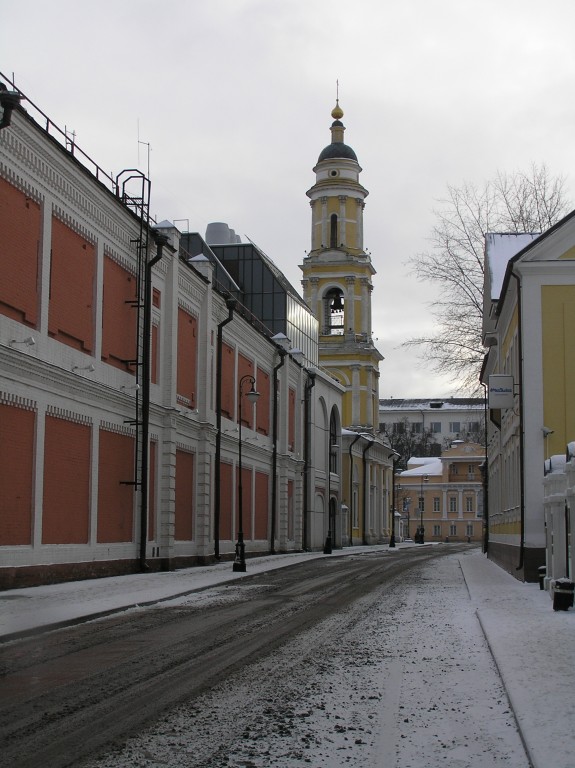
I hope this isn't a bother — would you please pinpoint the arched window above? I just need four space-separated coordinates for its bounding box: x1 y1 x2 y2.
330 214 338 248
323 288 344 335
329 408 339 474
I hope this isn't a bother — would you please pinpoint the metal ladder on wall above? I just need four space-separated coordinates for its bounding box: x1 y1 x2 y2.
116 170 151 507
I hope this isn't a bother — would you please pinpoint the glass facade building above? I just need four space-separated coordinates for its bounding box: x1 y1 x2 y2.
181 234 318 366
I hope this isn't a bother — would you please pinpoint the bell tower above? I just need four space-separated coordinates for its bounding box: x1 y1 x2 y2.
301 100 383 431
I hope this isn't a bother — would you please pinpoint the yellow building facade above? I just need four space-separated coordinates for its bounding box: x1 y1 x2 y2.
481 221 575 581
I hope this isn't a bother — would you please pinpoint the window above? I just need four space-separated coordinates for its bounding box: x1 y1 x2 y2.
288 388 296 452
323 288 344 335
449 496 457 513
411 422 422 434
177 308 198 409
51 217 96 353
450 463 459 475
466 524 474 536
433 497 440 512
468 421 480 433
256 367 270 436
466 496 474 512
418 496 424 512
467 464 475 478
433 525 441 536
449 421 461 433
392 422 405 435
329 409 338 473
450 524 457 536
430 422 441 433
330 214 338 248
0 177 41 328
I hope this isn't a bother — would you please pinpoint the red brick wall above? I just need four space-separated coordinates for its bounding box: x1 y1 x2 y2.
97 430 135 542
254 471 269 540
220 461 233 540
238 354 255 428
101 255 137 372
0 177 40 326
0 402 35 545
237 466 252 540
288 387 296 451
43 416 90 544
177 307 198 408
175 449 194 541
256 367 270 436
221 342 235 419
49 217 95 352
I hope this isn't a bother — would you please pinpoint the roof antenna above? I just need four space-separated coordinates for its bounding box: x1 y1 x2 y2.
137 118 151 178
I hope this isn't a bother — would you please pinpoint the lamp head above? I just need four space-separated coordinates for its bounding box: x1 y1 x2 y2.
246 385 260 405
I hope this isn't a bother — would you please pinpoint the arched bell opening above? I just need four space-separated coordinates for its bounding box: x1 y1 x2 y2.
323 287 345 336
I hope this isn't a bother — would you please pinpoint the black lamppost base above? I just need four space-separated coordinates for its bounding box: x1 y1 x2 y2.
233 540 246 572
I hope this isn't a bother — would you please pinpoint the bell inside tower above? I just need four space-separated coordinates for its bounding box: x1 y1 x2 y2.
324 288 345 335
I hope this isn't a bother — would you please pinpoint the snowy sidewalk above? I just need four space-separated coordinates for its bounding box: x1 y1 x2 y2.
1 546 574 767
459 553 575 768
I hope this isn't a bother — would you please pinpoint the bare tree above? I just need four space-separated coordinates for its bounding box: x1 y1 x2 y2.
380 417 441 471
404 164 570 392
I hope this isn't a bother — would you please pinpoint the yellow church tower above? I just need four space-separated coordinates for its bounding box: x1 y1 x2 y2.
301 100 383 431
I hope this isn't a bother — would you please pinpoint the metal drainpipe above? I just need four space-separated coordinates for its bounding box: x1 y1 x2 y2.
511 271 526 574
348 433 362 545
270 348 287 554
481 381 489 554
362 437 374 546
214 299 236 560
302 370 316 551
140 231 169 572
390 451 400 547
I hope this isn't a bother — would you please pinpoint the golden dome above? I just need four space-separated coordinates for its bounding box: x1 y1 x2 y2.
331 100 344 120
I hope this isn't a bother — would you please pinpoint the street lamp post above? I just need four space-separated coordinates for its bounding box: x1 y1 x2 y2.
234 374 260 572
396 483 411 541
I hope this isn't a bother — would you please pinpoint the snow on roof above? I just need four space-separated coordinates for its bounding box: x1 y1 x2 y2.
379 398 484 411
154 219 176 230
400 457 443 477
485 233 539 301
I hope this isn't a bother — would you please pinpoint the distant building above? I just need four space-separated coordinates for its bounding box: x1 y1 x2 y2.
395 442 485 544
379 398 485 463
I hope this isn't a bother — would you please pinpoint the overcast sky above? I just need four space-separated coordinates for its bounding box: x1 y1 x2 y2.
3 0 575 398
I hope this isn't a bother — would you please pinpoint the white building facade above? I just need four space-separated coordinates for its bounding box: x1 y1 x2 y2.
0 80 342 587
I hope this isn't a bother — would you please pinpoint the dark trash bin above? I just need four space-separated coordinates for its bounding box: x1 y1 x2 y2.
538 565 546 591
552 579 574 611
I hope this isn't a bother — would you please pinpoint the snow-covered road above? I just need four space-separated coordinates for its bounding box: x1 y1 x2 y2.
84 551 528 768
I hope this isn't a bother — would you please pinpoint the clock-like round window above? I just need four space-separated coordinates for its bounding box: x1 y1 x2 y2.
329 169 339 177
